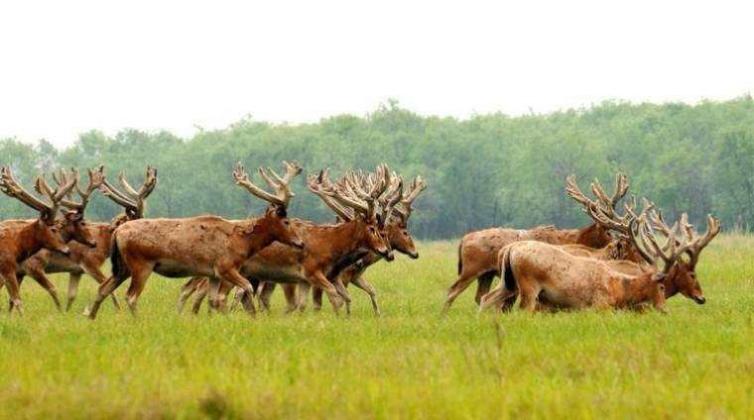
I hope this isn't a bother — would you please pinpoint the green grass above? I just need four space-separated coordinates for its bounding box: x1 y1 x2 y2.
1 236 753 419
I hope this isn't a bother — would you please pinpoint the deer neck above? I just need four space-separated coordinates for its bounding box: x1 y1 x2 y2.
15 221 47 262
316 220 368 262
617 272 659 307
661 266 680 299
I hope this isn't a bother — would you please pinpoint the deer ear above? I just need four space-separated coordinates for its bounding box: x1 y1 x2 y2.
652 272 667 283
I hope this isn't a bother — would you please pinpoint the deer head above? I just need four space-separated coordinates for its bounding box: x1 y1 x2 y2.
627 204 720 305
0 166 84 255
48 166 106 248
233 161 304 249
386 174 426 259
309 164 397 261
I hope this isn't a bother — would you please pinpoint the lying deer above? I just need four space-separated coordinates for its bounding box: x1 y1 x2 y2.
86 162 305 319
178 165 399 315
443 173 630 313
14 166 156 311
480 203 719 312
0 167 96 314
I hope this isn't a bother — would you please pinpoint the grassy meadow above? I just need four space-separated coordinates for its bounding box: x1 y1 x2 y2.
0 236 753 419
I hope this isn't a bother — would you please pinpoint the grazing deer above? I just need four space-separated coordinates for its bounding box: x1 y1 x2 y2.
15 166 157 311
0 167 96 314
85 162 305 319
178 165 399 315
480 203 720 312
443 173 629 313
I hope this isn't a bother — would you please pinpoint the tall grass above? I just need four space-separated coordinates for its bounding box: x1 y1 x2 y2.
0 236 752 418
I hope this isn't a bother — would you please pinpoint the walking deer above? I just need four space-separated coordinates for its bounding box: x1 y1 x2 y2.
86 161 305 319
300 174 426 315
0 167 95 314
178 165 399 315
443 173 630 313
15 166 157 311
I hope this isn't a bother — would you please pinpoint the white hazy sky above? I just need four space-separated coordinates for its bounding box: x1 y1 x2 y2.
1 0 752 147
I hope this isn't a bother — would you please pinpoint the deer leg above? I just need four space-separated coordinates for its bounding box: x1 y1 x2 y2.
282 283 297 313
124 264 154 316
1 268 23 315
216 268 256 316
312 286 323 311
257 282 276 312
517 283 539 313
296 282 311 312
66 272 82 312
443 270 483 314
351 276 380 316
308 271 343 315
177 277 202 313
192 286 208 315
474 272 496 305
332 277 352 315
25 266 62 311
206 277 224 313
478 284 517 313
81 262 121 310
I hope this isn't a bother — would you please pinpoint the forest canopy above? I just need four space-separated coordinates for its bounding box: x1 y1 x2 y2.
2 97 753 239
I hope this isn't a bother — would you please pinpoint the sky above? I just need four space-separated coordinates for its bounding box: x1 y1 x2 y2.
1 0 752 148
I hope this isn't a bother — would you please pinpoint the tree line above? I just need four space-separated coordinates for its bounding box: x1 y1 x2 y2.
2 96 753 239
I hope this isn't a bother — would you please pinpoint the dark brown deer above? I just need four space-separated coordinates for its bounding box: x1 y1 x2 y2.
301 174 426 315
480 204 720 312
0 167 95 314
178 165 398 315
443 173 629 313
85 161 305 319
15 166 157 311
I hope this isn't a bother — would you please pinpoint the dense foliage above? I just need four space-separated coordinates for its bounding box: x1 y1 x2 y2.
2 97 753 239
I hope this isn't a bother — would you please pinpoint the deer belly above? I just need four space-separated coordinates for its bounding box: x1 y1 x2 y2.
241 262 303 284
154 259 213 278
539 286 585 309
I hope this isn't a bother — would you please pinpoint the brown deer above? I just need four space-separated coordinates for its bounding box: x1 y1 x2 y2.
85 161 305 319
300 174 427 315
15 166 157 311
480 204 720 312
443 173 629 313
177 165 398 315
0 167 96 314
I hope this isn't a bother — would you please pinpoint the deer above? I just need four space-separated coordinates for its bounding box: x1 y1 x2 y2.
85 161 306 320
177 165 399 315
479 202 720 313
282 173 427 315
0 167 97 314
443 173 630 313
13 166 157 311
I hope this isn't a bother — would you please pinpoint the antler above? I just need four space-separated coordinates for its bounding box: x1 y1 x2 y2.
100 166 158 219
53 166 105 213
378 174 404 227
307 169 354 221
566 174 632 235
679 214 721 266
321 164 391 221
393 175 427 221
0 166 78 222
233 161 301 207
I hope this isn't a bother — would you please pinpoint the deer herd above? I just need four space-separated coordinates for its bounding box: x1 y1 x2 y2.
0 161 720 319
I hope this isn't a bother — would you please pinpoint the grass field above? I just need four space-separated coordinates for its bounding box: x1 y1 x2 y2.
1 236 753 419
